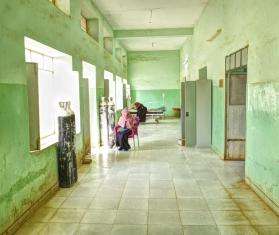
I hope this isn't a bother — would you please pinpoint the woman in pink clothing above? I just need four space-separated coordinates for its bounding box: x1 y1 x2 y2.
115 108 135 151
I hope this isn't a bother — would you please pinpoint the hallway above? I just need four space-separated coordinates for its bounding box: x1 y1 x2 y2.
16 120 279 235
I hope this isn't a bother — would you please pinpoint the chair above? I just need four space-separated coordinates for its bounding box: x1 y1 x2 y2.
128 118 140 149
114 117 140 150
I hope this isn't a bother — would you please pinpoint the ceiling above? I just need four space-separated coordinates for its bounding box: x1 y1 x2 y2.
93 0 208 51
120 36 190 51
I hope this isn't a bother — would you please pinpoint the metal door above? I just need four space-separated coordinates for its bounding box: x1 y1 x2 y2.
196 79 212 147
225 73 247 160
180 81 186 146
185 81 196 147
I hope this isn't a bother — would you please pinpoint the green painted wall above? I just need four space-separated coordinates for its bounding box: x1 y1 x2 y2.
180 0 279 208
211 86 225 157
128 51 180 116
130 89 180 116
0 0 126 233
246 82 279 207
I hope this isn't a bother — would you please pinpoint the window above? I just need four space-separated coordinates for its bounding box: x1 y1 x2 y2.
230 53 236 70
81 15 88 32
104 71 115 103
126 84 131 100
229 75 247 105
25 37 80 150
116 76 123 110
109 78 116 105
225 56 230 71
49 0 70 15
126 84 131 106
25 49 56 141
122 79 128 99
103 37 113 54
226 47 248 72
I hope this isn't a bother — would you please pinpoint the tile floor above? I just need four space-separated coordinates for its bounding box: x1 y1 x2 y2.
16 119 279 234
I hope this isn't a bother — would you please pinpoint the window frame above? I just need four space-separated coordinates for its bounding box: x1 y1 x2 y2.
80 15 88 33
24 40 81 151
49 0 70 15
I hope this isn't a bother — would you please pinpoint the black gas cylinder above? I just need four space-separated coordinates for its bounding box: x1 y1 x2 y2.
57 114 78 188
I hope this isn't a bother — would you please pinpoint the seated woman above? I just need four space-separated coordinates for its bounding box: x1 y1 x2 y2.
134 102 147 122
115 108 135 151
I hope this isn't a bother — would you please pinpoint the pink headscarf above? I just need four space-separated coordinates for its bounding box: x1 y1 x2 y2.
118 108 134 129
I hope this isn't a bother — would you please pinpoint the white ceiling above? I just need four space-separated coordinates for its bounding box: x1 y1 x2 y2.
120 36 190 51
93 0 208 29
93 0 208 51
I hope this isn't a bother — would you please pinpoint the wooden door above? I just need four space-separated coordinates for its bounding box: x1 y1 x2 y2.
225 73 247 160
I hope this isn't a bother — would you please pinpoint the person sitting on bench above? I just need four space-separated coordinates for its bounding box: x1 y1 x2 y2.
133 102 147 122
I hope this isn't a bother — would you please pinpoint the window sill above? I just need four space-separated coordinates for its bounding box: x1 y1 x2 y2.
81 30 99 46
29 132 80 155
30 134 58 155
30 142 57 156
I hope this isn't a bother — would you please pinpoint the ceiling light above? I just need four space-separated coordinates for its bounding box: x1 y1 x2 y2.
149 9 153 24
148 8 161 24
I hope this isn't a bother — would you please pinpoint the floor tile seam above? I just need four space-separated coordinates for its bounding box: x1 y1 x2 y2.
28 222 49 234
193 170 221 229
76 197 95 222
78 223 114 234
117 176 128 212
171 181 183 227
215 174 256 228
218 170 272 227
215 224 259 234
44 196 68 209
40 221 77 234
147 171 150 235
182 225 221 235
41 207 59 224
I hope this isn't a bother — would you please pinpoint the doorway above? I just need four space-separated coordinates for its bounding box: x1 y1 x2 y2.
224 47 248 160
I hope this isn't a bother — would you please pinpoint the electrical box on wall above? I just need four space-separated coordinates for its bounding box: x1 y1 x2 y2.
219 79 224 88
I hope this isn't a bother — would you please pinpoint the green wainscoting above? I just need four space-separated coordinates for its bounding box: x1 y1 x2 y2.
131 89 180 116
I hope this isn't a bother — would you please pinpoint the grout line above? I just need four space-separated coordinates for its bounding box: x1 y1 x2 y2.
211 164 260 232
15 120 277 234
